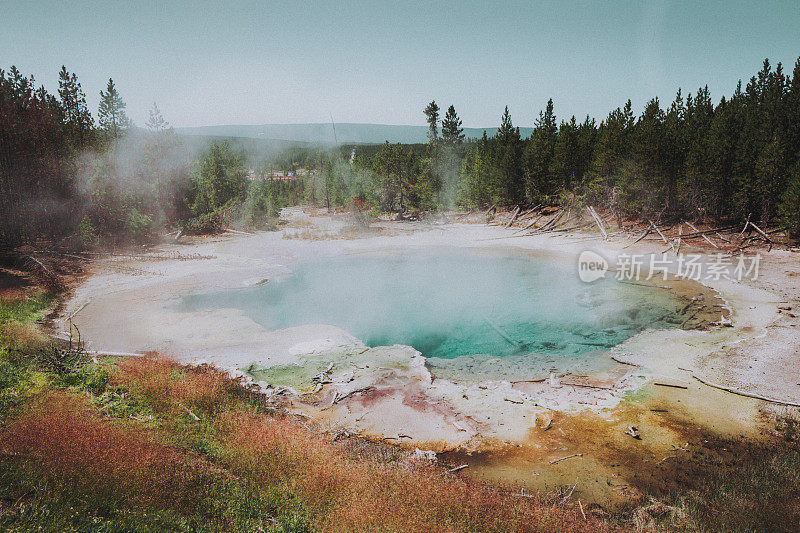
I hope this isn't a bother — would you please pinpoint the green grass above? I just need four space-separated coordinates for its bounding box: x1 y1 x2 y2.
0 291 51 324
0 296 313 532
0 459 311 532
0 290 52 421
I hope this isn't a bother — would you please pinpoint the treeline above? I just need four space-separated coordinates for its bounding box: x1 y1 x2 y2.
3 58 800 252
458 57 800 230
1 66 85 251
0 65 193 251
0 66 305 253
320 58 800 233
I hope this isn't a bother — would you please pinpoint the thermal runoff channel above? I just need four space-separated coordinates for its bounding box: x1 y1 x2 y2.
179 249 684 359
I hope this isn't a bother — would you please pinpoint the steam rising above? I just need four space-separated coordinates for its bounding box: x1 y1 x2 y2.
180 249 684 359
75 130 193 227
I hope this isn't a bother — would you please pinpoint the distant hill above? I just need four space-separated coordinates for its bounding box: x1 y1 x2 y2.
178 134 320 166
176 123 535 145
180 134 311 154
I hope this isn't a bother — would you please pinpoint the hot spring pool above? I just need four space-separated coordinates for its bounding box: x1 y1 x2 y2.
179 249 686 359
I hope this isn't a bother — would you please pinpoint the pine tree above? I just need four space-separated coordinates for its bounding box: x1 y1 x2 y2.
590 99 635 190
58 66 93 148
146 102 169 132
441 105 464 145
189 141 248 216
98 78 130 139
786 58 800 162
525 99 558 200
374 141 398 212
706 95 739 216
733 68 770 220
754 136 785 221
458 131 497 207
549 116 579 191
628 97 666 213
779 162 800 237
1 66 73 248
665 89 687 212
495 106 523 204
574 116 597 189
680 87 717 215
423 100 440 142
433 105 464 207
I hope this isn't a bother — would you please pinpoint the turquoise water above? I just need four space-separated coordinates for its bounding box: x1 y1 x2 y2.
179 249 685 359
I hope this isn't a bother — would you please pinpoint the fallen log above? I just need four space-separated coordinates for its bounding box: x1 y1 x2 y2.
611 355 640 366
517 205 541 220
549 453 582 464
562 382 614 390
692 375 800 407
536 209 564 232
738 213 752 238
546 222 594 234
587 206 608 240
84 350 145 358
564 232 620 243
684 221 718 248
504 206 521 228
65 300 91 321
672 225 738 239
649 220 673 252
736 236 758 253
516 213 547 233
560 208 572 227
532 208 574 234
748 221 773 251
623 227 652 249
484 203 497 222
332 386 374 404
510 378 548 384
715 232 731 243
518 206 555 230
594 208 615 230
483 316 524 348
653 382 689 390
222 228 254 236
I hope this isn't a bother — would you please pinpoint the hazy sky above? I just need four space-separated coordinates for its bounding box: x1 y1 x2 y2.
2 1 798 128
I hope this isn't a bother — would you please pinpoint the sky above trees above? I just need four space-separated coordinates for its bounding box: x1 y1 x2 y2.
2 0 798 128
